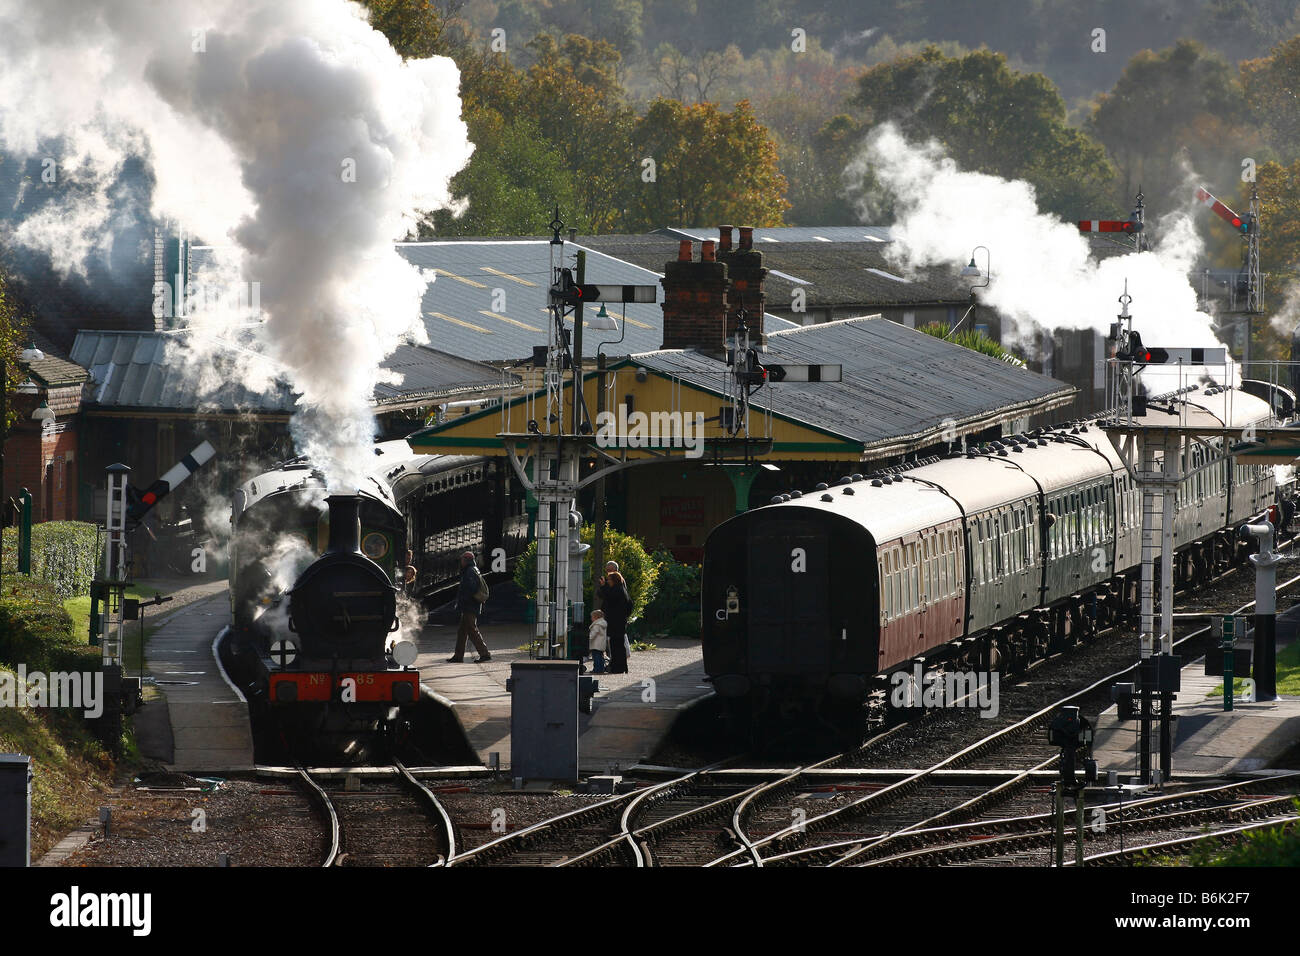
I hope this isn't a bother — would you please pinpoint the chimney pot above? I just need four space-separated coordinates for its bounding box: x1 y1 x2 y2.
678 239 692 261
701 239 716 262
718 225 734 252
738 226 754 250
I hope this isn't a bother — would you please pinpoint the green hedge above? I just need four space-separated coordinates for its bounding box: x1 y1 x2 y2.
0 521 100 599
514 523 659 620
0 575 98 673
640 549 701 636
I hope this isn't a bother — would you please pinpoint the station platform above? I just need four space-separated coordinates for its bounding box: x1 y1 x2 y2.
133 583 254 773
414 620 712 774
128 576 710 776
1091 607 1300 779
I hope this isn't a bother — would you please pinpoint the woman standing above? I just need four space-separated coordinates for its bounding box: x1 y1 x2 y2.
597 568 632 674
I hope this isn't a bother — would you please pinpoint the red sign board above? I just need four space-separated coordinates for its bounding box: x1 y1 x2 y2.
660 496 705 526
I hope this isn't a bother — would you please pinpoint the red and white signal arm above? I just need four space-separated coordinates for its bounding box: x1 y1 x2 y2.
1195 187 1249 234
1078 220 1137 233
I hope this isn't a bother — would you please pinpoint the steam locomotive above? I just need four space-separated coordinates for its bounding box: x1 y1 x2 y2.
701 384 1297 745
226 440 528 761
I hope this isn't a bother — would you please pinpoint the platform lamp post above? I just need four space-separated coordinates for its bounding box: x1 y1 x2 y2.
1 340 46 587
952 246 990 340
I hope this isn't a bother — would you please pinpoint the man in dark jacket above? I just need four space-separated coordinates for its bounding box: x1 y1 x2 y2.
448 551 492 663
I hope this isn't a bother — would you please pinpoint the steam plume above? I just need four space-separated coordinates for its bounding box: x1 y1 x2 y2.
851 125 1233 388
0 0 473 488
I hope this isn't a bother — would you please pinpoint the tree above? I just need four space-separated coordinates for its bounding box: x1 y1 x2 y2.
624 98 789 228
358 0 468 60
1088 40 1251 212
651 42 743 103
1242 34 1300 162
850 46 1117 220
518 33 638 232
425 109 585 236
1 274 28 434
1251 159 1300 277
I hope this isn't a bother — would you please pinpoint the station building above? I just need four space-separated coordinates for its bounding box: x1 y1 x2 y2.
407 228 1075 561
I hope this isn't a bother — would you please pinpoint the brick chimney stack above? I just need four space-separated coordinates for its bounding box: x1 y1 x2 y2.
718 224 766 339
660 239 729 350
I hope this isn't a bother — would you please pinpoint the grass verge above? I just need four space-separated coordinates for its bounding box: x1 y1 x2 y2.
1206 639 1300 698
1 575 128 860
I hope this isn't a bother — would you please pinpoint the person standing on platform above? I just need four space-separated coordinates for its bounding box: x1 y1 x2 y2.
448 551 492 663
587 609 609 674
597 568 632 673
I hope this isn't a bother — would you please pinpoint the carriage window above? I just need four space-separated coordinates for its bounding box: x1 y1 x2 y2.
938 539 949 596
893 549 902 615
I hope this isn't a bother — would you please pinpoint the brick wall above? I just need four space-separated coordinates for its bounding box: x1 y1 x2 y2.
3 421 78 522
660 228 768 352
717 225 766 338
660 240 729 351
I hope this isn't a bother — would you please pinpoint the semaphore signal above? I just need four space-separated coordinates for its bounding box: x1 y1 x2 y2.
1195 186 1249 234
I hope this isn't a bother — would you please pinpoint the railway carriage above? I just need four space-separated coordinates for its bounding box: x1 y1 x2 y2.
702 385 1296 744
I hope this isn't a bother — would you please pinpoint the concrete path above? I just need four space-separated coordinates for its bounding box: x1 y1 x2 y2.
1092 606 1300 778
137 585 252 772
415 620 711 774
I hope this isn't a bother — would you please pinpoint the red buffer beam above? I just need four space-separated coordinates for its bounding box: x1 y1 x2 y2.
1195 186 1249 234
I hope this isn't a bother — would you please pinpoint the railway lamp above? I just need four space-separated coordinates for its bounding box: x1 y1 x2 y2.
737 349 768 392
390 639 418 667
1048 705 1092 748
550 267 600 306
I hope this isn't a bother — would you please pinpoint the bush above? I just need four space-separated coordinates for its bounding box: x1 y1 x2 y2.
1 521 101 599
640 549 701 636
668 609 700 638
0 575 97 673
514 523 658 620
1181 805 1300 866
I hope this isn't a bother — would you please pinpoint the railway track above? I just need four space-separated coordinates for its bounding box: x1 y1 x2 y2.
709 571 1300 867
294 763 458 867
311 557 1299 869
858 775 1300 866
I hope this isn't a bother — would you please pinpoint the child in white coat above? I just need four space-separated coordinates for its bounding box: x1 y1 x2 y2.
588 609 609 674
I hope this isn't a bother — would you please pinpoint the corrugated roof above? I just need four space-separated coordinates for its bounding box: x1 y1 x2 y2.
580 236 972 309
69 330 508 413
631 316 1075 455
394 240 796 363
655 226 894 243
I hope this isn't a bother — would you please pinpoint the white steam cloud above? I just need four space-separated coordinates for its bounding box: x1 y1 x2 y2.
0 0 473 488
851 125 1234 389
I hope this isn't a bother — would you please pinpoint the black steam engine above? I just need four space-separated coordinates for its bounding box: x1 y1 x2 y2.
251 494 421 763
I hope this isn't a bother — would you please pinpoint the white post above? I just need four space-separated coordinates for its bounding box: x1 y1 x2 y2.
1138 437 1158 660
535 451 551 650
1159 432 1179 654
102 464 131 667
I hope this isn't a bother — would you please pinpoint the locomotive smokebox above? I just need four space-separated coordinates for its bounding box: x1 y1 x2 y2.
289 494 399 660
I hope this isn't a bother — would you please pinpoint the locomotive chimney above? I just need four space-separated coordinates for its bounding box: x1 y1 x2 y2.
325 494 363 554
